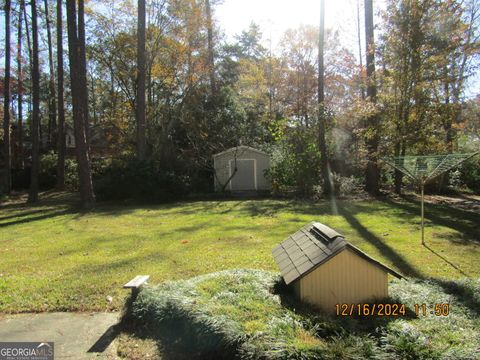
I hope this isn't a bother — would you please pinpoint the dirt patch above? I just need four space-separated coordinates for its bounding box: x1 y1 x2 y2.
423 193 480 213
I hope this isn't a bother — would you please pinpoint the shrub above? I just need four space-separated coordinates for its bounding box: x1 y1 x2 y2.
448 169 464 191
331 173 365 197
266 131 322 196
93 156 190 201
460 157 480 193
39 151 79 190
303 174 365 200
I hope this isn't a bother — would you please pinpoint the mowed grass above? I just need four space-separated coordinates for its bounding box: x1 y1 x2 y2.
0 192 479 313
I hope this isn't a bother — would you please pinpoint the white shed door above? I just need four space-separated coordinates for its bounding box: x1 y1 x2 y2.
230 159 255 190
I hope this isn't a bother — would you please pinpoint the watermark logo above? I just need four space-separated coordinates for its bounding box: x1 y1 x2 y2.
0 342 54 360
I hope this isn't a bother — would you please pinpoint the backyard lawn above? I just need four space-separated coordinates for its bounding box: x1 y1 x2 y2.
1 192 479 313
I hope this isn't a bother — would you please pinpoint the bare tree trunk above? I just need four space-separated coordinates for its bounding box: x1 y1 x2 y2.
23 0 33 137
136 0 147 161
23 1 40 151
394 99 405 194
364 0 380 194
44 0 57 150
77 0 89 147
66 0 95 209
317 0 332 195
205 0 216 95
28 0 40 203
23 3 32 68
17 0 24 170
90 71 97 126
3 0 12 193
356 0 365 100
268 34 273 121
56 0 66 190
394 138 406 195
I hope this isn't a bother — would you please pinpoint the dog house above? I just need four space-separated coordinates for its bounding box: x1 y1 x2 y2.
213 146 270 192
272 222 402 313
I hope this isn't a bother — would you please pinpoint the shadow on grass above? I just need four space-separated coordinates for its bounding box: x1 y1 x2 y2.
0 192 102 228
430 278 480 317
378 196 480 242
0 209 47 222
120 293 235 360
337 204 422 278
0 191 335 226
434 231 480 246
0 208 77 228
423 244 470 277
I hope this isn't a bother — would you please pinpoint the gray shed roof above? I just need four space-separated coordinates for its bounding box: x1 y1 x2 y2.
213 145 268 158
272 222 403 285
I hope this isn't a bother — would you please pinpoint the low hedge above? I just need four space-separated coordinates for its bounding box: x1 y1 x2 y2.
124 270 480 359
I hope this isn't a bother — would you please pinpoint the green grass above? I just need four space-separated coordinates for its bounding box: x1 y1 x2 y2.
128 270 480 359
0 191 479 313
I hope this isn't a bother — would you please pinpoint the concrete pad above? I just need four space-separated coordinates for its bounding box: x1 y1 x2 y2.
0 312 120 359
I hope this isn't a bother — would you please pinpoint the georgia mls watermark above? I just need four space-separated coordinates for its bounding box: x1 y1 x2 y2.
0 342 54 360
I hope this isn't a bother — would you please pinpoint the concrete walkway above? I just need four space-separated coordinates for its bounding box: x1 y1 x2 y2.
0 312 120 359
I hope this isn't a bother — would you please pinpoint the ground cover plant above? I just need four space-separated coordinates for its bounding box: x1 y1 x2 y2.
0 192 479 313
126 269 480 359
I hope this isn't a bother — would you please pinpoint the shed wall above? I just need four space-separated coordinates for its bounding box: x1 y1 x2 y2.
297 249 388 313
214 148 270 191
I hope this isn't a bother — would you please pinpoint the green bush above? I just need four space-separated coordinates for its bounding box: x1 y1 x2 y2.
39 151 79 190
93 156 190 201
460 157 480 193
266 131 322 196
332 173 365 197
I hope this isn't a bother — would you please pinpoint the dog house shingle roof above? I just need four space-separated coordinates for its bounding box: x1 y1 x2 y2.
272 222 403 284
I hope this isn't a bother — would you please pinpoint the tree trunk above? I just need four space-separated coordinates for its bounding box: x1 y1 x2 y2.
317 0 332 195
23 3 32 69
356 0 365 100
136 0 147 161
23 1 40 149
28 0 40 203
77 0 90 146
56 0 66 190
17 0 24 170
394 139 406 195
90 71 97 126
44 0 57 150
66 0 95 209
205 0 216 95
3 0 12 193
364 0 380 194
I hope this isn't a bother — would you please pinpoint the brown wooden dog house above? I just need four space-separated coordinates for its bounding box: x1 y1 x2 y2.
272 222 403 313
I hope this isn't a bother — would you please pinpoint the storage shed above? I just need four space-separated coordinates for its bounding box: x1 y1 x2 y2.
272 222 403 313
213 146 270 192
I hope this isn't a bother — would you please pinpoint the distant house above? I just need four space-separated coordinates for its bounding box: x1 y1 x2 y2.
213 146 270 192
272 222 403 313
65 126 75 149
65 124 112 158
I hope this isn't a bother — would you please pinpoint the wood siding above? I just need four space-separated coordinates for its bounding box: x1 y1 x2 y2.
296 248 388 313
